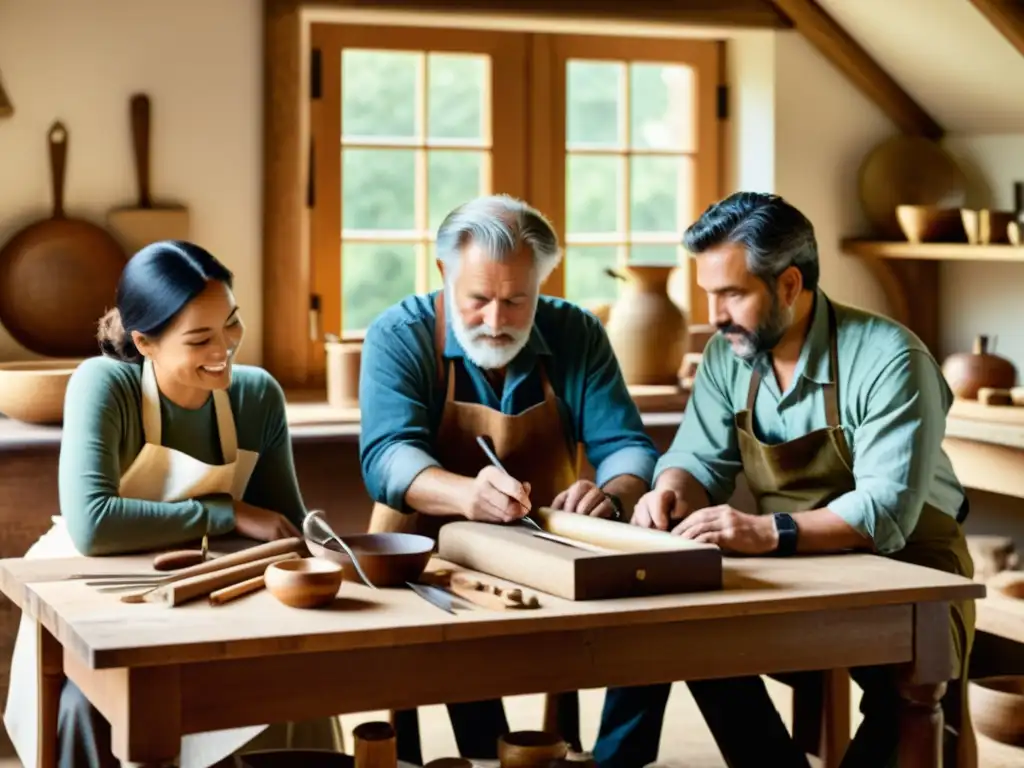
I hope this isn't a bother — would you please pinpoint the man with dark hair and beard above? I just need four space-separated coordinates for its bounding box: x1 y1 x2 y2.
589 192 976 768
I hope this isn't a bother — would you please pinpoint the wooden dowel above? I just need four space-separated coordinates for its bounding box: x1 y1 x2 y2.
145 553 299 606
209 574 266 606
353 721 396 768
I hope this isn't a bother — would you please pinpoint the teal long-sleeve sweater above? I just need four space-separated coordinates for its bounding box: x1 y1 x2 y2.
58 356 307 556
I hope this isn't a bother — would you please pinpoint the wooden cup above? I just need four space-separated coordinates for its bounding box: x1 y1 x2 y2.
498 731 568 767
264 557 342 609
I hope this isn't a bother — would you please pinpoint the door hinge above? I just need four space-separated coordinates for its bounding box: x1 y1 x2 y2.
307 136 315 208
310 48 322 100
309 294 322 342
716 84 729 120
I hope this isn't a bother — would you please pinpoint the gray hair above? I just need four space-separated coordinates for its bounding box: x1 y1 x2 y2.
435 194 562 283
683 192 819 292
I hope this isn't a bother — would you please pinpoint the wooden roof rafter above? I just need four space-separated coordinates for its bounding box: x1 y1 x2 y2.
969 0 1024 59
766 0 944 140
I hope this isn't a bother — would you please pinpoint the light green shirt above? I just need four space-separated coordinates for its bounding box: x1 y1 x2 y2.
59 356 306 556
656 289 965 554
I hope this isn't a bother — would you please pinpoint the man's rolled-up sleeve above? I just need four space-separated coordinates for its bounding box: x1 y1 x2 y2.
653 340 743 504
358 321 440 511
578 319 658 488
827 350 950 554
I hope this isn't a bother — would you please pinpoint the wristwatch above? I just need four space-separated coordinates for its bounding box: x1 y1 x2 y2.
772 512 798 556
604 492 624 521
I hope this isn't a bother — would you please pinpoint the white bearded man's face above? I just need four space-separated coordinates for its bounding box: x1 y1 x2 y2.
444 241 539 370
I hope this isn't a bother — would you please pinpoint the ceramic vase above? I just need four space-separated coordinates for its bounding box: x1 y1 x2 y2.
604 265 689 385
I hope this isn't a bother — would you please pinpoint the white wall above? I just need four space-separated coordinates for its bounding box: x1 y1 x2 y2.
0 0 264 364
940 134 1024 367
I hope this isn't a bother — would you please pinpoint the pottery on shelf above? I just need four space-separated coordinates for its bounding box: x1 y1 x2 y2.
604 265 689 386
941 335 1016 400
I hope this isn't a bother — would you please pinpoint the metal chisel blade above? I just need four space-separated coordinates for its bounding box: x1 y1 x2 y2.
407 582 459 614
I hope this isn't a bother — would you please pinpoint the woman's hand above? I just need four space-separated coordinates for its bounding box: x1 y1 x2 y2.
233 501 301 541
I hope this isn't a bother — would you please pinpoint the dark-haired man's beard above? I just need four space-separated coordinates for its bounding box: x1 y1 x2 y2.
717 291 792 361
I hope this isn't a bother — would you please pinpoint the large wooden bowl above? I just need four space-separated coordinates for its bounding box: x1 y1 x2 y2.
0 359 83 424
970 676 1024 746
306 532 434 587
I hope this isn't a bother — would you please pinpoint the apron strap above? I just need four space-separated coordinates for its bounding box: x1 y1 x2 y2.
433 290 447 389
140 357 239 462
141 357 163 446
823 298 841 429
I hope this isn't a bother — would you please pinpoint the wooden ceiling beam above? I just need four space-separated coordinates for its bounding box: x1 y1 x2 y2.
969 0 1024 59
767 0 944 140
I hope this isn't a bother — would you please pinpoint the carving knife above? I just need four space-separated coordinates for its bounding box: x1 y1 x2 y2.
407 582 460 614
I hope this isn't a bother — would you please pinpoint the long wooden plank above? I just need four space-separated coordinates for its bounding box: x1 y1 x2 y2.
767 0 943 139
970 0 1024 59
8 553 983 669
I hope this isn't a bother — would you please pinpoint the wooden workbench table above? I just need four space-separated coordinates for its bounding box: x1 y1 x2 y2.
0 549 983 767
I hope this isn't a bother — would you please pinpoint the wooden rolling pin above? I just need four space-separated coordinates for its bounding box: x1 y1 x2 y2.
121 537 306 603
534 507 712 553
144 553 298 606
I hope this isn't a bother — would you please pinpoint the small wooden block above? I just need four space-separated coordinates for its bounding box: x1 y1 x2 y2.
978 387 1014 406
1011 387 1024 406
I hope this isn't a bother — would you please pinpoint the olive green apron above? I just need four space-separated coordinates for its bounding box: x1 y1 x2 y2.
735 298 976 768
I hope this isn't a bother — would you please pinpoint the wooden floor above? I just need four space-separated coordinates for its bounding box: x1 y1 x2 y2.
0 679 1021 766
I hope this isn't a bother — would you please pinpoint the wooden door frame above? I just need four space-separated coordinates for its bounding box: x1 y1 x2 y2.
264 0 744 388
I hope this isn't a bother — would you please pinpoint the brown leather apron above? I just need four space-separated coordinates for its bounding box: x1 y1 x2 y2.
367 290 578 538
735 299 976 768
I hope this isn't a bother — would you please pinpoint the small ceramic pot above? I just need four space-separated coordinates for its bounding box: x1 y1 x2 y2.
264 558 342 609
942 335 1016 399
498 731 568 767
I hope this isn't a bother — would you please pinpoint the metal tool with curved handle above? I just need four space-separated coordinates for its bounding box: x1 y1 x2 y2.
302 510 377 589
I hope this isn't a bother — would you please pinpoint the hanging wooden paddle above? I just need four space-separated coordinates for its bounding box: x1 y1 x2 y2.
0 122 127 357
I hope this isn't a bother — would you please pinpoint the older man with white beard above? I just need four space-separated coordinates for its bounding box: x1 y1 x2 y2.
358 193 657 764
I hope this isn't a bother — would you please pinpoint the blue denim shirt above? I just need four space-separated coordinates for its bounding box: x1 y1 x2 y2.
359 292 658 510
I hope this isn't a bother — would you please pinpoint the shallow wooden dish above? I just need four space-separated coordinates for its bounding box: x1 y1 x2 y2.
264 558 342 609
498 731 568 767
970 676 1024 747
306 532 434 587
0 358 83 424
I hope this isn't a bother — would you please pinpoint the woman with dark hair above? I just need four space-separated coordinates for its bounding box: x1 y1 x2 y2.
4 241 343 768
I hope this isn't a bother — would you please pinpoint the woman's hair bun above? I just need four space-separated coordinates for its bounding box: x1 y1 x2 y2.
96 307 142 363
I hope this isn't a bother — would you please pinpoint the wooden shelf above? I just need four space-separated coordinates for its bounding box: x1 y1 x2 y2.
841 239 1024 262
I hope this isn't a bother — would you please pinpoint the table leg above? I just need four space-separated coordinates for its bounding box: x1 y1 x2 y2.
899 600 954 768
897 681 947 768
109 666 181 768
820 668 851 768
36 622 62 768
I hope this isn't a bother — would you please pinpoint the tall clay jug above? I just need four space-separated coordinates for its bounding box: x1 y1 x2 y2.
604 265 689 385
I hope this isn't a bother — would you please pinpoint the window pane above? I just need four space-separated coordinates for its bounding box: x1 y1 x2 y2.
567 60 623 148
342 243 416 331
565 246 620 307
567 154 622 235
629 244 680 265
630 155 692 234
630 63 695 151
342 50 419 139
428 151 485 231
342 149 416 231
427 243 445 293
428 54 487 141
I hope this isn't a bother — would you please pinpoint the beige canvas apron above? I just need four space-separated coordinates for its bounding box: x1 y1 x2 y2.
735 298 977 767
3 358 342 768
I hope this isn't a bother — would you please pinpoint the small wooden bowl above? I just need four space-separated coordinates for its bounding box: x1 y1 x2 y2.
896 205 966 244
306 532 434 587
498 731 568 767
970 676 1024 746
264 558 342 609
